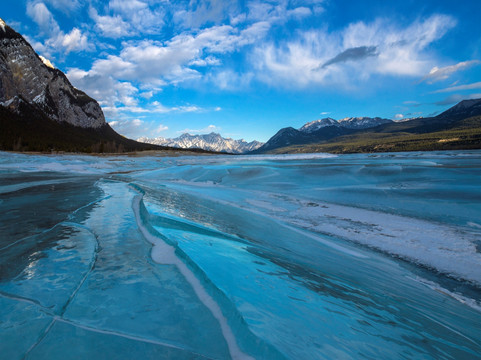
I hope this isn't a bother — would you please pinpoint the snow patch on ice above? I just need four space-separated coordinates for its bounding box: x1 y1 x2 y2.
411 277 481 313
257 196 481 286
240 153 337 161
468 222 481 229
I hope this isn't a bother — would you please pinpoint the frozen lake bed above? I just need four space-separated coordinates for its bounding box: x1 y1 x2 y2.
1 150 480 359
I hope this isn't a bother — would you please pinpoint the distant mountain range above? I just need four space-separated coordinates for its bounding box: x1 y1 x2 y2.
300 117 393 132
138 132 263 154
253 100 481 154
257 116 395 152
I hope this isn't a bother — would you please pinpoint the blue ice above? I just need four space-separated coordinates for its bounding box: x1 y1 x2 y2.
0 150 480 359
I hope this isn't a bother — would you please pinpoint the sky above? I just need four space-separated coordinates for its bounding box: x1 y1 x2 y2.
3 0 481 142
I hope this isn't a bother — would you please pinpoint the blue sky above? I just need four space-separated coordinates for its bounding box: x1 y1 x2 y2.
3 0 481 142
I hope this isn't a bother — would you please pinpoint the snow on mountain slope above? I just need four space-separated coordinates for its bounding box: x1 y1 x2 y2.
298 117 393 132
138 132 264 154
338 117 393 129
299 118 339 133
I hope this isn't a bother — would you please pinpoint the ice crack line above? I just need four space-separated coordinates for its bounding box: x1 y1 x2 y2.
23 319 56 360
0 290 54 316
59 222 100 316
132 194 253 360
55 318 212 359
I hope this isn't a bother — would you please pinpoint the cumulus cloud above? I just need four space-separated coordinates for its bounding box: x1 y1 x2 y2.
26 1 93 55
421 60 480 83
68 20 270 105
60 28 90 53
89 8 132 38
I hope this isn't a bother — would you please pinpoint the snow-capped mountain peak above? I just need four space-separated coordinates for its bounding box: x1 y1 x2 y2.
138 132 264 154
299 118 339 133
338 117 392 129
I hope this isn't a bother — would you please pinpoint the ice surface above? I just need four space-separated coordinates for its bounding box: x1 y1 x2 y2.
1 150 481 359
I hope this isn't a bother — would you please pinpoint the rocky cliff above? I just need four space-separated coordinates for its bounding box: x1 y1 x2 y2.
0 18 105 128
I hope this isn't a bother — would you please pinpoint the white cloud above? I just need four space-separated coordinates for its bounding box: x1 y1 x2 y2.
89 8 132 38
434 81 481 93
108 117 149 138
26 1 93 55
132 118 143 126
394 114 404 120
67 67 139 111
189 56 221 67
421 60 481 83
254 14 457 87
246 1 317 24
27 1 60 35
60 28 90 53
140 91 154 99
105 0 165 35
155 124 169 133
43 0 81 12
174 0 238 29
68 20 270 103
209 70 254 90
287 7 312 18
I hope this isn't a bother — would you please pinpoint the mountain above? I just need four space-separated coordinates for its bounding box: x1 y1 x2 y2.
0 18 167 153
138 132 264 154
338 117 392 129
254 99 481 154
299 118 339 132
257 126 351 153
257 116 394 152
436 99 481 120
298 117 392 133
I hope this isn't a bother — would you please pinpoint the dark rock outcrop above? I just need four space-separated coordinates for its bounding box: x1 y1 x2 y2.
0 18 104 128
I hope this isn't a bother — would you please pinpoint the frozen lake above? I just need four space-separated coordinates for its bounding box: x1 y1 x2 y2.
1 150 480 359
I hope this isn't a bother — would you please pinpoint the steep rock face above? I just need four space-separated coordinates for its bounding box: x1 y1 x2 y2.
0 18 105 128
138 132 264 154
